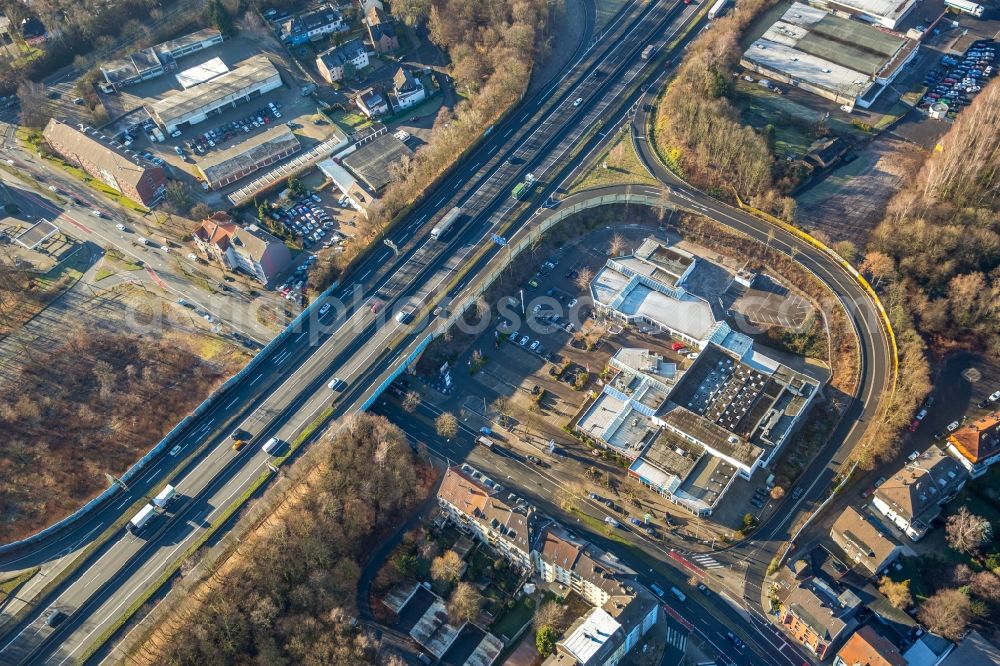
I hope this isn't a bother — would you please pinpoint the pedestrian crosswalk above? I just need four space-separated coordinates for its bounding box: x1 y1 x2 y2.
690 554 723 570
666 626 687 651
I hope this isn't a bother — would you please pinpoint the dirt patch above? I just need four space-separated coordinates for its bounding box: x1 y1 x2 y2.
796 136 926 244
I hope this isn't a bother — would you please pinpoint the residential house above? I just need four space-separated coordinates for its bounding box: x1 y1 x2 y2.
359 0 384 13
192 213 291 284
547 589 659 666
803 136 848 170
390 67 426 111
833 625 906 666
42 119 167 207
531 525 635 607
870 446 967 541
779 577 860 659
365 6 398 54
830 506 903 576
356 86 389 117
315 38 369 84
280 4 347 45
945 411 1000 478
436 466 534 570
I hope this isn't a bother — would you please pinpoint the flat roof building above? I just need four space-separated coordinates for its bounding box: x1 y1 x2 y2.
43 119 167 207
100 28 223 89
812 0 917 29
197 125 301 190
175 57 229 89
149 56 282 134
341 132 413 192
741 3 918 109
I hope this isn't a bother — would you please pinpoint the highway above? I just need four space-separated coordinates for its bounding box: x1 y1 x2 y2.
0 0 715 662
0 0 892 660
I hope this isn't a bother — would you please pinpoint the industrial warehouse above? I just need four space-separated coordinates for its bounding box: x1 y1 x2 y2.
149 56 283 134
741 2 918 109
99 28 224 90
197 125 301 190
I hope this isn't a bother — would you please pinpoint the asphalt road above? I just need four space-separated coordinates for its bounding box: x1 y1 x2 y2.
0 0 891 661
0 0 710 662
369 397 802 666
629 79 894 609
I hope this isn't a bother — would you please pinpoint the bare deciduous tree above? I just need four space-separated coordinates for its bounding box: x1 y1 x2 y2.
918 589 970 641
403 391 421 412
435 412 458 439
447 582 483 624
608 233 627 257
946 507 993 554
431 550 464 583
574 267 594 292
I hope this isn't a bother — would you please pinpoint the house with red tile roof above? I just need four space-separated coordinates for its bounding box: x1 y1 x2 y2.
946 411 1000 478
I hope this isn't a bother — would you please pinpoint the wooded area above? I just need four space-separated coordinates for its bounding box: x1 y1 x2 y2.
870 80 1000 353
311 0 555 290
132 413 427 665
0 329 241 541
652 0 796 218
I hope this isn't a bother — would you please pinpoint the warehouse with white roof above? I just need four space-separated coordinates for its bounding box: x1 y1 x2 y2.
149 56 282 133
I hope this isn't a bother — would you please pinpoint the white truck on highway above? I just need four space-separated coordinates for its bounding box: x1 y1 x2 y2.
152 484 176 509
128 504 157 533
431 206 463 240
708 0 730 19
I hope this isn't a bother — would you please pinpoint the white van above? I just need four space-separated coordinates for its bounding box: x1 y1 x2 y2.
263 437 281 455
328 377 345 391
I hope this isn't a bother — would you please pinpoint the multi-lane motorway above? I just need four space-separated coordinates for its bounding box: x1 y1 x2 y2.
0 0 720 662
0 0 893 661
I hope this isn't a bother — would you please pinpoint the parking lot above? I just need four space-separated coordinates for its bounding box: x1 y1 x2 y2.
916 40 996 118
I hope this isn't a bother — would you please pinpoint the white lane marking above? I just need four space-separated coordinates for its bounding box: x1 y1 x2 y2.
488 145 498 155
272 350 291 365
295 331 307 342
504 128 514 137
225 397 240 409
249 374 262 386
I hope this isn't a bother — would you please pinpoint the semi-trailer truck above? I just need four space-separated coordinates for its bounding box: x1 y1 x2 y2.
431 206 463 240
152 485 176 509
944 0 984 16
128 504 157 533
708 0 730 19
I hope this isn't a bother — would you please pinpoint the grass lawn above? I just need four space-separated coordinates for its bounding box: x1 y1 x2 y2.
331 110 373 132
491 594 535 640
0 567 39 600
571 131 659 193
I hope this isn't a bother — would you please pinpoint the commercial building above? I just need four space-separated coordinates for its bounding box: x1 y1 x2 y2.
740 3 918 110
945 411 1000 478
829 506 903 576
833 625 906 666
192 212 291 284
341 132 413 192
583 238 820 515
780 577 860 659
870 446 967 541
100 28 224 90
279 4 347 45
149 56 282 134
175 57 229 89
197 125 301 190
42 119 167 207
436 465 536 571
812 0 917 29
315 38 369 83
390 67 427 111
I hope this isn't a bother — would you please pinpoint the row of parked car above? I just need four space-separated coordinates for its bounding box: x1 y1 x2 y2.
919 41 996 117
183 102 284 155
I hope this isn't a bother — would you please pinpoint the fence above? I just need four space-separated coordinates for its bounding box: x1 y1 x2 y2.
0 280 340 556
